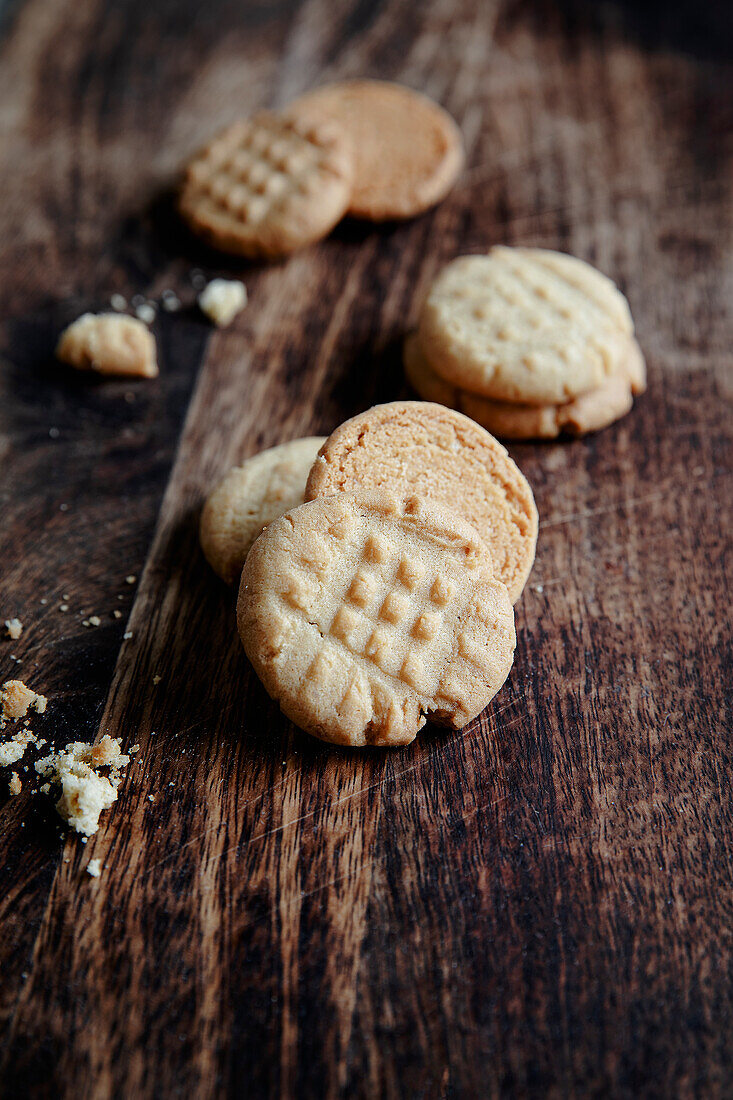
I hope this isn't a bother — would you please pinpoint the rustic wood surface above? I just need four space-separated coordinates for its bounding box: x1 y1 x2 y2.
0 0 731 1096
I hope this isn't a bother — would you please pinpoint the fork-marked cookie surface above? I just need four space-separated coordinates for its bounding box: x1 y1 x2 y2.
179 111 353 258
418 248 635 404
305 401 538 603
238 492 515 747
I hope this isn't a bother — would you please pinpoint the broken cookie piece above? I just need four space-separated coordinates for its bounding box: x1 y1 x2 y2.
0 738 30 767
1 679 47 721
56 313 158 379
35 737 129 837
4 618 22 640
198 279 247 327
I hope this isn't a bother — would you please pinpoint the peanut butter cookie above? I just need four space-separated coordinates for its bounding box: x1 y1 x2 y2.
238 492 515 747
305 401 537 602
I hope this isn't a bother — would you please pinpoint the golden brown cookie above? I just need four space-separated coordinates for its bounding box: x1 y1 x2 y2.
305 401 538 603
291 80 464 221
237 491 515 747
179 111 353 259
404 332 646 439
418 248 635 404
56 313 158 378
200 437 326 584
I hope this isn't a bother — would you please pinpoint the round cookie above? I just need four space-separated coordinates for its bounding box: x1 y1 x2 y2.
179 111 353 259
305 401 538 603
418 247 635 404
404 332 646 440
200 437 326 584
291 80 464 221
238 491 516 747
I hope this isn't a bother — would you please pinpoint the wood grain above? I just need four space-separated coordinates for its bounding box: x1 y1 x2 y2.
0 0 731 1097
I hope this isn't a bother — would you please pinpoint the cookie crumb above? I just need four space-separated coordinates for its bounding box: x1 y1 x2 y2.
135 302 156 325
5 618 22 640
161 290 181 312
35 737 128 837
49 427 60 439
88 616 101 627
148 794 155 802
129 744 140 754
110 294 127 312
56 313 158 379
125 575 137 585
123 631 133 640
113 610 122 619
8 772 22 795
91 734 129 769
59 604 69 612
86 858 102 878
1 680 47 721
152 675 161 685
198 279 247 327
1 733 34 767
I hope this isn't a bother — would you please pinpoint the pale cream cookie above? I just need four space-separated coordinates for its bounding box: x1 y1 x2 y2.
179 111 353 259
305 402 538 603
56 313 158 378
404 332 646 439
291 80 464 221
417 247 635 404
200 437 326 584
237 491 515 747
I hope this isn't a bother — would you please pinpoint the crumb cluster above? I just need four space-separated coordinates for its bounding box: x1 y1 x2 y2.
1 680 134 840
35 735 129 838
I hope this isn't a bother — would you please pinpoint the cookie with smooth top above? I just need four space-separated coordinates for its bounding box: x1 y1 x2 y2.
291 80 464 220
418 247 635 404
404 332 646 439
200 437 326 584
305 401 538 603
179 111 353 259
238 491 515 747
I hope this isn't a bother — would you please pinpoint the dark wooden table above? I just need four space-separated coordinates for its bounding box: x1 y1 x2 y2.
0 1 731 1097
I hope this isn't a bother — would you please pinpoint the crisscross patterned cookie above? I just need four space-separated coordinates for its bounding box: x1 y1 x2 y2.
404 332 646 439
238 492 515 747
179 111 353 259
200 437 326 584
418 248 636 404
305 401 538 603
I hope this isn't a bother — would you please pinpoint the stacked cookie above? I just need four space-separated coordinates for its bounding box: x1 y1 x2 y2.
406 247 646 439
178 80 464 260
201 402 537 748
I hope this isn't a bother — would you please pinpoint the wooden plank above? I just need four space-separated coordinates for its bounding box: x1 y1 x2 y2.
1 0 731 1096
